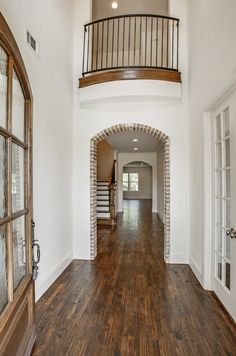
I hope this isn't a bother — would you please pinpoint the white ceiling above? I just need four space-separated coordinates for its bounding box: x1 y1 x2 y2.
106 131 163 153
125 161 151 167
92 0 168 21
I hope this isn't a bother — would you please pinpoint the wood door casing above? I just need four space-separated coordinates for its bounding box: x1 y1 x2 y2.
0 12 35 356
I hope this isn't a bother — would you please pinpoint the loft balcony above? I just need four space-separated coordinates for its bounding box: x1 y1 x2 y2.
79 14 181 89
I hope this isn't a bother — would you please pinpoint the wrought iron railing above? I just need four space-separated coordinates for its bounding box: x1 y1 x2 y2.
82 14 180 76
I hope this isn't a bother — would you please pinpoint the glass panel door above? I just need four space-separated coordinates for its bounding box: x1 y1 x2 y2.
214 108 231 291
0 14 35 355
0 43 29 317
212 93 236 322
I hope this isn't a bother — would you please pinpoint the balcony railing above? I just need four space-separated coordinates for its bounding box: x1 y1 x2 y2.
82 14 180 77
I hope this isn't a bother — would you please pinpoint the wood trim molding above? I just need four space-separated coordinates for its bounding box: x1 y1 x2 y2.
79 68 181 88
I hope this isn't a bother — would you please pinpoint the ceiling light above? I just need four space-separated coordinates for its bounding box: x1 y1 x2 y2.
133 138 138 142
134 147 138 151
111 2 118 9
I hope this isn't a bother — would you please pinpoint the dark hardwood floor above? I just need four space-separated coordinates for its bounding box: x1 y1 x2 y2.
32 200 236 355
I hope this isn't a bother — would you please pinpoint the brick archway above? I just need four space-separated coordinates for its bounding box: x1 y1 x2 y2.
90 123 170 262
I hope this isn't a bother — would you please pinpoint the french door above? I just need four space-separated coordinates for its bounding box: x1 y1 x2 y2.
212 90 236 321
0 13 35 355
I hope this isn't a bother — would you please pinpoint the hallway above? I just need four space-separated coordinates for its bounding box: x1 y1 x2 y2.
32 200 236 355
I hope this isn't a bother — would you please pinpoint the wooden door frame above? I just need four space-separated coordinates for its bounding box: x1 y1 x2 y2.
0 12 34 355
202 70 236 291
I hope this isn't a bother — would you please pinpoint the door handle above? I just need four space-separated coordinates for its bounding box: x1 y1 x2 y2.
226 228 236 239
32 220 40 280
33 241 41 264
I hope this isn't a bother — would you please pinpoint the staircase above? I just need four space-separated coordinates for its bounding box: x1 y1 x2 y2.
97 181 116 225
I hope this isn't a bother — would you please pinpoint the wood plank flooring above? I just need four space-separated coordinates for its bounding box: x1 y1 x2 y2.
32 200 236 355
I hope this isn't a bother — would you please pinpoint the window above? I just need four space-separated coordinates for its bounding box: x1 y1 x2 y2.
123 173 139 191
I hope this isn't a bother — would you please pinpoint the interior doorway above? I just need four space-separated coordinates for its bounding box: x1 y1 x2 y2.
123 161 152 203
90 123 170 262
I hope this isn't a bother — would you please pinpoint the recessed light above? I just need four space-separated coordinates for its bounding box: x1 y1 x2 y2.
134 147 138 151
133 138 138 142
111 2 118 9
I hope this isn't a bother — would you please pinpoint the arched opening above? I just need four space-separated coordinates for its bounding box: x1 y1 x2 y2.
90 123 170 261
122 161 152 202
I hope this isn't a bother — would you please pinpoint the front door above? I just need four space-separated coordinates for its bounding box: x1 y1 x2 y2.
212 90 236 321
0 13 36 355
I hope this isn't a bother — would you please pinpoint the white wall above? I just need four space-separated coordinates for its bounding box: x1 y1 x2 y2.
73 0 190 263
188 0 236 284
157 145 165 222
1 0 74 300
123 166 152 200
118 153 157 211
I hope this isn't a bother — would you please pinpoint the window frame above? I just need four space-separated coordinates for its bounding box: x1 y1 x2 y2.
122 172 139 192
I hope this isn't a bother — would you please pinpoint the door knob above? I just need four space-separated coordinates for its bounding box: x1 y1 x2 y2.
226 228 236 239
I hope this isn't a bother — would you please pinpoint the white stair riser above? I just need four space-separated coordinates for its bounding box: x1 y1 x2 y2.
97 201 109 206
97 206 110 212
97 196 109 201
97 212 110 218
97 190 109 195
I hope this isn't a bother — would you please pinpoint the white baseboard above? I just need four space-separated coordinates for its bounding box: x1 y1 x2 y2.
35 253 73 301
189 255 203 285
168 254 189 264
74 251 93 260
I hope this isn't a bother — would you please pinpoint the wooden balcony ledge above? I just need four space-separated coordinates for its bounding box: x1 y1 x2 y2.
79 68 181 89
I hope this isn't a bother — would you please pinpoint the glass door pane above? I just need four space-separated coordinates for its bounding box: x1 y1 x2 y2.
224 108 230 137
13 216 26 291
0 225 8 314
0 135 7 218
12 144 25 213
225 261 230 290
0 46 8 129
215 114 221 140
12 70 25 142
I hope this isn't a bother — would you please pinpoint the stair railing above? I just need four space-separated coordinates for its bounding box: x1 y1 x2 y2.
82 14 180 76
